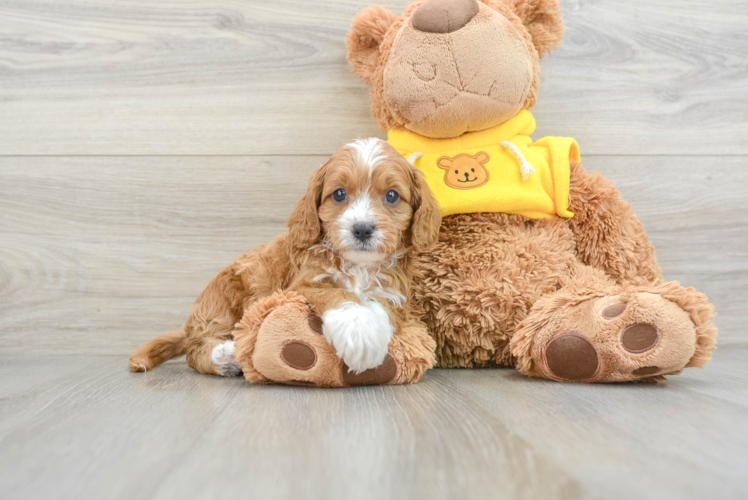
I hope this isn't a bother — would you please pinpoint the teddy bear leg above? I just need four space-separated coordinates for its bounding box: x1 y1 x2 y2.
510 269 717 383
567 161 663 286
233 292 432 387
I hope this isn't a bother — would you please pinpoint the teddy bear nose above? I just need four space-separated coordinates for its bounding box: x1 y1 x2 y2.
411 0 480 34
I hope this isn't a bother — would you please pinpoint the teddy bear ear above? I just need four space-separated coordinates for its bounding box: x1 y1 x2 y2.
437 157 452 169
510 0 565 57
346 6 399 84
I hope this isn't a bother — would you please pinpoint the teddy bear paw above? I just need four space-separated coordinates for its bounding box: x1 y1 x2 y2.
519 290 712 383
239 294 399 387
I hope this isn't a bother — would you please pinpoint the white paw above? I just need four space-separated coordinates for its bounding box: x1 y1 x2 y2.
210 340 243 377
322 300 394 374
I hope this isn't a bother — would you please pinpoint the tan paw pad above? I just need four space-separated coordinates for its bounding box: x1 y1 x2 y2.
544 333 600 381
632 366 660 376
620 323 659 353
602 302 627 319
341 353 398 386
307 315 323 335
280 341 317 370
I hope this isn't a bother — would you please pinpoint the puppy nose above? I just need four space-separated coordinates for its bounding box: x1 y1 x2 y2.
411 0 479 34
352 223 375 242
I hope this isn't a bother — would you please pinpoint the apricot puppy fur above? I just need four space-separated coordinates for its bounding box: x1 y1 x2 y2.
129 138 440 382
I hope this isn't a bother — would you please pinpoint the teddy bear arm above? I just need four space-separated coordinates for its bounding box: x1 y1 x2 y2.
567 161 663 286
233 291 434 387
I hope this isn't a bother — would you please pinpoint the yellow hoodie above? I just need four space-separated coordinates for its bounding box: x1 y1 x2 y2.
388 110 579 219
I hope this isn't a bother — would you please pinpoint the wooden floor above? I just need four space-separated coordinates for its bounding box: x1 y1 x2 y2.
1 351 747 500
1 0 747 499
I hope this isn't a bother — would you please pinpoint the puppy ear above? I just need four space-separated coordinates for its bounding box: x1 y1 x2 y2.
287 163 327 251
409 167 442 252
346 6 398 84
511 0 565 57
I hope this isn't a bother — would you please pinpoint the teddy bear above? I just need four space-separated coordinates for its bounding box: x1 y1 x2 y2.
342 0 718 382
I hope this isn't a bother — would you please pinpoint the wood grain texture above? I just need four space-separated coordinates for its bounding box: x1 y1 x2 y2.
1 1 746 499
0 155 745 355
0 350 746 500
0 0 746 155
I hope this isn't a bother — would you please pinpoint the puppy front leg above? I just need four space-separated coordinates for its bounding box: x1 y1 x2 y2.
299 287 395 374
323 299 395 375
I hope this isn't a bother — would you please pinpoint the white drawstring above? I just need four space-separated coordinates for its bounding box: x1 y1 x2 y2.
407 152 424 165
499 140 536 181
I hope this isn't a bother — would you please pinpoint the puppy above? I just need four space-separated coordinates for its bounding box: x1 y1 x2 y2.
130 138 441 376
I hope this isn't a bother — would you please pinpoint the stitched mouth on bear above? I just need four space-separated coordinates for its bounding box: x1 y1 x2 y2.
457 170 477 182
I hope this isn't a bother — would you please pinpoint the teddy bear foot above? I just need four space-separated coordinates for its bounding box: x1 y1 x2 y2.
511 283 717 383
232 291 400 387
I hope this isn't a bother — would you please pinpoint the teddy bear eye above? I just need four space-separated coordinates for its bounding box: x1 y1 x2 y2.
471 168 475 172
455 170 459 174
333 188 346 203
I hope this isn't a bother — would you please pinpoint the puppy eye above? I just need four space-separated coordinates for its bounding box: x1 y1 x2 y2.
333 188 346 203
385 190 399 204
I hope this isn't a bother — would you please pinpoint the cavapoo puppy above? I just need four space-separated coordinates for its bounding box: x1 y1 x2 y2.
130 138 441 385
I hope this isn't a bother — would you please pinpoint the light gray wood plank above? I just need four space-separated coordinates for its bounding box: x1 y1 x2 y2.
1 155 745 355
0 0 746 155
0 349 745 500
1 1 745 499
583 155 748 341
535 0 748 155
0 155 320 354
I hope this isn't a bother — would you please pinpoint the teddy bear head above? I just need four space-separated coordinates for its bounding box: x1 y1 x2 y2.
437 152 490 189
346 0 564 139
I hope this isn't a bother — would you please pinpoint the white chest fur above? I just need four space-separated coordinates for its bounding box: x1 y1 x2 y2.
314 263 406 307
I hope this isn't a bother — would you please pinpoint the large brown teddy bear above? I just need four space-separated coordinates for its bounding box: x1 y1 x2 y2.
345 0 718 382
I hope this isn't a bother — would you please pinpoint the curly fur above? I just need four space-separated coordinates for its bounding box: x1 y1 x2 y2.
346 0 717 382
130 141 441 379
413 161 717 376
